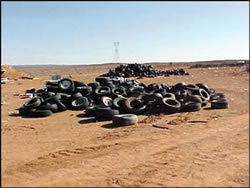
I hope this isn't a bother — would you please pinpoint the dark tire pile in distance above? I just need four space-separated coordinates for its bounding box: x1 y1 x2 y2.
100 63 190 78
17 77 228 127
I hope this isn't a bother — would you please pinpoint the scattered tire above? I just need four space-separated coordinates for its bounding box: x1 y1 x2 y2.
95 107 119 121
211 98 228 109
112 114 138 127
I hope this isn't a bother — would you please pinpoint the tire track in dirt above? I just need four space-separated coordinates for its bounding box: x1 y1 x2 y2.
112 113 249 187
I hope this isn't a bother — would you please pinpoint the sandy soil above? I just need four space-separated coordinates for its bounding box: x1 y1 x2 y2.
1 64 249 187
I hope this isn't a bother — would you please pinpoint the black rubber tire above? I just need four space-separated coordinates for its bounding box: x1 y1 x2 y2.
70 92 83 101
95 108 119 121
55 100 67 112
153 88 167 97
171 82 187 91
112 96 127 112
161 98 181 114
95 77 111 85
111 87 126 97
44 93 62 103
23 97 41 109
85 105 109 116
58 78 74 91
127 87 145 97
163 92 176 100
99 96 113 107
38 102 58 113
210 93 225 101
211 98 228 109
198 88 210 101
18 106 31 116
95 86 111 96
181 102 201 112
196 83 211 94
70 96 90 110
88 82 101 90
28 109 53 117
74 81 88 88
187 95 202 103
186 84 200 94
125 97 146 114
112 114 138 127
75 86 92 96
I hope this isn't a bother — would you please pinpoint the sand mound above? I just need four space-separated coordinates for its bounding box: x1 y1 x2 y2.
1 65 32 80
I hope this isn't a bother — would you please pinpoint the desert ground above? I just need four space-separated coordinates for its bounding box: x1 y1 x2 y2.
1 63 249 187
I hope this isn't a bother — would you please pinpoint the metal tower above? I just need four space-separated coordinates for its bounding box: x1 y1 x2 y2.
113 41 120 62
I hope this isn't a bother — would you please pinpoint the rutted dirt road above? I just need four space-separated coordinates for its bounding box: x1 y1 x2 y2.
1 64 249 187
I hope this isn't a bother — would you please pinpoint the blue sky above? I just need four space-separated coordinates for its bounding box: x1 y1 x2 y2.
1 1 249 65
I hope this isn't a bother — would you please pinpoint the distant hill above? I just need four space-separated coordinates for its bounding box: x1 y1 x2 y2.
11 59 248 69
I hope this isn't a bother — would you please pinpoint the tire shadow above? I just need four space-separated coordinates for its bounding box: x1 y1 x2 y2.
78 118 97 124
101 123 129 129
8 113 21 117
76 113 92 118
203 107 214 110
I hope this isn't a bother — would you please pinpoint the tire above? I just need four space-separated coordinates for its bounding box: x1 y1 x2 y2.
198 88 210 101
163 92 176 100
70 96 90 110
28 109 53 117
171 82 187 91
112 114 138 127
95 77 111 85
211 98 228 109
111 87 126 97
99 96 113 107
55 100 67 112
95 108 119 121
70 92 83 101
38 102 58 113
125 97 146 114
127 87 145 97
74 81 88 88
23 97 41 109
112 96 127 112
146 83 161 92
186 84 199 94
95 86 111 96
210 93 225 101
85 105 109 116
44 93 62 103
75 86 92 96
153 88 167 97
58 78 74 91
18 106 32 116
161 98 181 114
196 83 211 94
88 82 101 90
181 102 201 112
187 95 202 103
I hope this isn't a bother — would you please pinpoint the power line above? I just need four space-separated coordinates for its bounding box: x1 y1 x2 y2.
113 41 120 63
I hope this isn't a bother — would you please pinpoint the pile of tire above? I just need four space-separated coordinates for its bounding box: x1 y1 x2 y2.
100 63 190 78
17 77 228 122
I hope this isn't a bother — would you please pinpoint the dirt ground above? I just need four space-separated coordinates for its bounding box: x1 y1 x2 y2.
1 64 249 187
